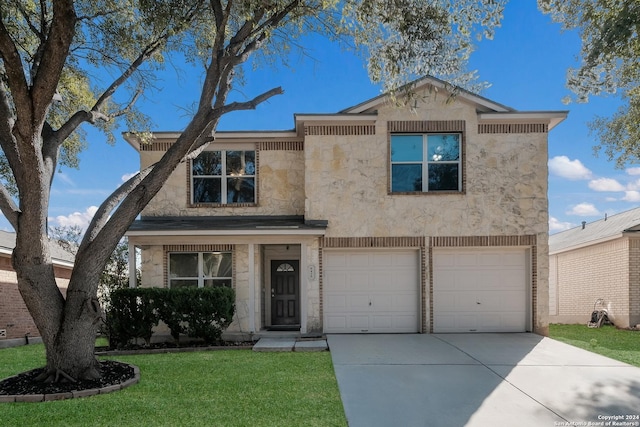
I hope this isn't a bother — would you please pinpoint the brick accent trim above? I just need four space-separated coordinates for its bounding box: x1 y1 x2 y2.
186 144 260 208
320 236 425 248
163 245 235 289
165 244 233 252
258 141 304 151
388 120 465 133
478 123 548 134
430 235 536 247
305 125 375 136
140 141 174 151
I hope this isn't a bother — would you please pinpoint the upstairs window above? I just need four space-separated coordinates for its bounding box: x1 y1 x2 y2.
192 150 256 204
168 252 232 288
390 134 461 192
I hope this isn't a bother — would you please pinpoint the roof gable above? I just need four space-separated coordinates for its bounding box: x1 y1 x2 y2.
549 207 640 253
339 75 514 114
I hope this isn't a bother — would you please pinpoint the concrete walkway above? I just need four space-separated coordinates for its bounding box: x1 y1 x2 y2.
328 333 640 427
252 337 328 352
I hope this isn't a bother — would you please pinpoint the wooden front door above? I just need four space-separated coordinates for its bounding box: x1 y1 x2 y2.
271 260 300 326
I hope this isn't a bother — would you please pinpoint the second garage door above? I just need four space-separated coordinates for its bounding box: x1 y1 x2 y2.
433 248 529 333
323 250 420 333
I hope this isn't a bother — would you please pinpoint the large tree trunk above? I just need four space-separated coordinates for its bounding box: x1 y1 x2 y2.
13 159 104 381
15 244 103 381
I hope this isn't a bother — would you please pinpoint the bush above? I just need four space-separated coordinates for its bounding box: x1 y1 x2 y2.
103 287 235 348
104 288 159 348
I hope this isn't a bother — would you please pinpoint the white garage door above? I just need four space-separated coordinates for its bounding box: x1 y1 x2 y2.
323 250 420 333
433 248 529 333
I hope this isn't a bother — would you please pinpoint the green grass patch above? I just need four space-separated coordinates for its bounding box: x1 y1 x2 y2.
0 345 347 427
549 324 640 367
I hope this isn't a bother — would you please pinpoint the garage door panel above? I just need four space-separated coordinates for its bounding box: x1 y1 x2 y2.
323 249 420 333
433 248 528 333
372 272 394 290
324 272 347 291
371 253 394 267
324 295 347 311
347 253 370 267
371 315 392 329
324 252 347 267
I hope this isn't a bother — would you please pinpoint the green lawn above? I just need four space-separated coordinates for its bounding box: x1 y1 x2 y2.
549 324 640 367
0 344 347 427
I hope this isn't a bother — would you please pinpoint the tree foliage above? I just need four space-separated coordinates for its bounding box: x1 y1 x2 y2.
539 0 640 167
0 0 505 381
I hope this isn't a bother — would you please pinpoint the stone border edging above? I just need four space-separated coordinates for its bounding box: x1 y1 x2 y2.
95 344 254 356
0 364 140 403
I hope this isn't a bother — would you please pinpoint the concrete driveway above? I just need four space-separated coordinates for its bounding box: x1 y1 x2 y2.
328 333 640 427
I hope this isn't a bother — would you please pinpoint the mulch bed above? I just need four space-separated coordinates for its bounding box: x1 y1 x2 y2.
0 360 135 398
0 341 256 400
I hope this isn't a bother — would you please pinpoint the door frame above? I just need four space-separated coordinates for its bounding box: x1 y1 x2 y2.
263 244 301 330
270 259 301 327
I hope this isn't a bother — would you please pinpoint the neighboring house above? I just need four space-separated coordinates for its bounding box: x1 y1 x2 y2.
125 76 567 337
549 208 640 329
0 230 75 346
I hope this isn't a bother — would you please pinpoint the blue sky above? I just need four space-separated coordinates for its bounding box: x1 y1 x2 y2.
3 1 636 234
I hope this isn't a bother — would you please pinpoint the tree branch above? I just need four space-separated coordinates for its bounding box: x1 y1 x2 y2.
14 1 45 42
0 80 16 146
0 15 32 128
54 3 202 146
0 182 20 230
78 164 154 252
209 86 284 120
30 0 76 126
0 80 22 180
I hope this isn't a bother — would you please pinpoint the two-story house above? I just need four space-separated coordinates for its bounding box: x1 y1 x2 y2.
125 76 567 338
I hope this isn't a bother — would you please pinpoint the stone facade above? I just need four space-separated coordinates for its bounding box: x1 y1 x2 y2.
128 78 565 337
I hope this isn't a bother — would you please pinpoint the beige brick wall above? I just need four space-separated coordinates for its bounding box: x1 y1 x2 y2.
551 238 632 327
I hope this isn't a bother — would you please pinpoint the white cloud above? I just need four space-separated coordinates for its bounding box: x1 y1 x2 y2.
627 167 640 176
56 172 76 187
622 191 640 202
605 197 618 202
566 203 600 217
52 206 98 230
548 156 593 180
626 178 640 191
588 177 625 192
121 172 138 182
549 217 573 233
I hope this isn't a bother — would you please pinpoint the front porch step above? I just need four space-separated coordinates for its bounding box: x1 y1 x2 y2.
252 338 328 352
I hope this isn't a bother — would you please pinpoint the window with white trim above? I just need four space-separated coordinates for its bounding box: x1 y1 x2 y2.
191 150 256 204
168 252 232 288
390 133 461 192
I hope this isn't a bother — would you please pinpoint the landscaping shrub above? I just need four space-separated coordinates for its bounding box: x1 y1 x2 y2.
104 288 159 348
184 287 236 344
104 287 235 348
